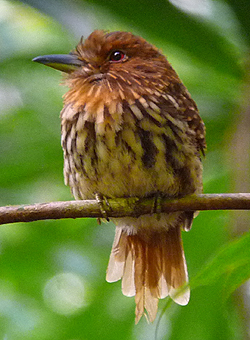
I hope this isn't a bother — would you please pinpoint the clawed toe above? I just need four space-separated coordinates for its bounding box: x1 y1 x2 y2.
151 192 163 220
95 193 110 222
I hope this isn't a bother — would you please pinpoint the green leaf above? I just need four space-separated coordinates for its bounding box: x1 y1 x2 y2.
191 231 250 298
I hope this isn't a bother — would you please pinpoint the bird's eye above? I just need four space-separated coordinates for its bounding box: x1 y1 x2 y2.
109 51 126 62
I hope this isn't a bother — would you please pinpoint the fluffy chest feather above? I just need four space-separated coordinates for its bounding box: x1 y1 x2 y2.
61 95 202 200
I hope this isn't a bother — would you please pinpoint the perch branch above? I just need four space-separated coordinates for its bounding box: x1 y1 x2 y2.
0 193 250 226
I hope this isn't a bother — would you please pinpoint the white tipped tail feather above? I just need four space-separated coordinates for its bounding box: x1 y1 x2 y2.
106 222 190 323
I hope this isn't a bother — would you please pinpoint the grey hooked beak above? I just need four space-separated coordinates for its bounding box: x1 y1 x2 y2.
32 54 83 73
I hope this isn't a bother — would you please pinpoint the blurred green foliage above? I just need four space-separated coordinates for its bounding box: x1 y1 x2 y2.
0 0 250 339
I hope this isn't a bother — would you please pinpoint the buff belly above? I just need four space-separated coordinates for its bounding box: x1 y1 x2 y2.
63 118 202 200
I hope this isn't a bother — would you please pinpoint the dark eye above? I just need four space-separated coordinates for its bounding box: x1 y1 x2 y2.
109 51 126 62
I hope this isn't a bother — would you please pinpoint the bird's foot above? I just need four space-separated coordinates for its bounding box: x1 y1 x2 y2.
151 192 163 220
95 193 110 224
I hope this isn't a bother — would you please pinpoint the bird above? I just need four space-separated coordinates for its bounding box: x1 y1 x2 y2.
33 30 206 324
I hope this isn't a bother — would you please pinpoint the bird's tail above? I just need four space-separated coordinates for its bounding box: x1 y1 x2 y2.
106 224 190 323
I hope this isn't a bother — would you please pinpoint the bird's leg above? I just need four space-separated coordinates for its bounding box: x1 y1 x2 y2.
95 193 110 223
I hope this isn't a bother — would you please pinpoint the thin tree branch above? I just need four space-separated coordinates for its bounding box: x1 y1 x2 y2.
0 193 250 226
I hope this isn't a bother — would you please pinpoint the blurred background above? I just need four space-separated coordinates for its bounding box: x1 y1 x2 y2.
0 0 250 339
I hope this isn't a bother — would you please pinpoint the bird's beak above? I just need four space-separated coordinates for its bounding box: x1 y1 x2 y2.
32 54 83 73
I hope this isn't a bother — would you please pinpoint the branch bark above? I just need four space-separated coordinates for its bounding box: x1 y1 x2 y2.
0 193 250 225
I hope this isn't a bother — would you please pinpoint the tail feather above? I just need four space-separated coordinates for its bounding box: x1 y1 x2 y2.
122 250 135 296
158 274 169 299
133 235 160 323
134 238 146 323
163 227 190 305
106 228 124 282
106 224 189 323
144 287 159 323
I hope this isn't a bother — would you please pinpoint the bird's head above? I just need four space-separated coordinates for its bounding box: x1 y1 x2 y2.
33 31 179 106
33 30 185 132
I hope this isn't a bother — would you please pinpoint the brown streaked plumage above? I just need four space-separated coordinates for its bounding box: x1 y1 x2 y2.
33 30 206 323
